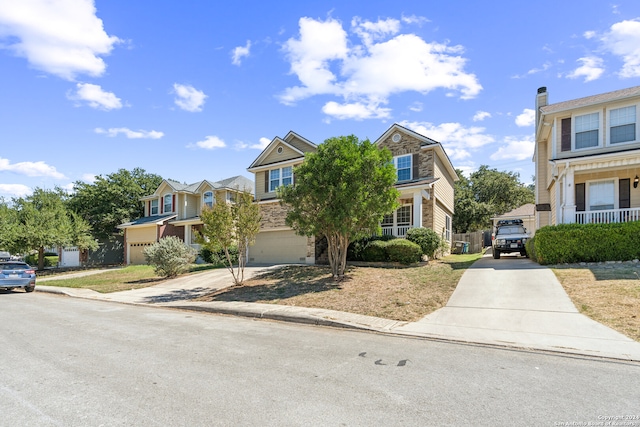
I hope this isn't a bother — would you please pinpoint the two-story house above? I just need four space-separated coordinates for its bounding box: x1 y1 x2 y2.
118 175 254 264
245 124 458 265
534 86 640 228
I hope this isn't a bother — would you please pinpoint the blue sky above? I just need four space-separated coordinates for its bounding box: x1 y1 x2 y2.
2 0 640 200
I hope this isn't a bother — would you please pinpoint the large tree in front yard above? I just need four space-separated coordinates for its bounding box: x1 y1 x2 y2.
279 135 399 280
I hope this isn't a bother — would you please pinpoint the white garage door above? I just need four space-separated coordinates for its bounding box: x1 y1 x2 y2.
249 230 308 264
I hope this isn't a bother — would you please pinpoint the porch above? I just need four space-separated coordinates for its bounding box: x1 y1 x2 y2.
576 207 640 224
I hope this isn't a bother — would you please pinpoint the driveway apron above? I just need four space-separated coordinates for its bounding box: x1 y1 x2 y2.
394 252 640 360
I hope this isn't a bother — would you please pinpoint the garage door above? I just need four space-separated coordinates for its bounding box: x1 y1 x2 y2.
129 242 154 265
249 230 308 264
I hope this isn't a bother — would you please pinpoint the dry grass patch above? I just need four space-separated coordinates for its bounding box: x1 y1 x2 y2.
552 264 640 341
196 253 481 321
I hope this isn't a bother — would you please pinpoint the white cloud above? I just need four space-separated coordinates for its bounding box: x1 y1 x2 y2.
0 0 120 80
280 16 481 119
400 120 495 161
68 83 122 110
0 183 31 197
401 15 430 25
95 127 163 139
173 83 207 112
512 62 551 79
409 102 423 112
473 111 491 122
566 56 605 82
231 40 251 65
251 137 271 150
81 173 96 183
515 109 535 127
187 135 226 150
0 157 66 179
601 18 640 78
490 136 535 161
583 30 596 39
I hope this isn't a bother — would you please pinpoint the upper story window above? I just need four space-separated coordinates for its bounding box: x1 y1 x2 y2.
610 105 636 144
226 191 236 202
394 155 412 182
575 112 599 149
150 199 158 215
203 191 213 208
269 166 293 192
163 193 173 213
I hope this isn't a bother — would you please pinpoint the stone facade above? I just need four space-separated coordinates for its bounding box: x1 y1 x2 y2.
259 201 290 229
378 134 435 179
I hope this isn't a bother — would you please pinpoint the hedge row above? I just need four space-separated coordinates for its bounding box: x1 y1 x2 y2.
532 221 640 265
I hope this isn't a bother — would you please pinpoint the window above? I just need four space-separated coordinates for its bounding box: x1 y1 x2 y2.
445 214 452 242
396 205 411 225
610 105 636 144
381 213 393 226
226 191 236 202
575 112 599 149
589 180 615 211
203 192 213 208
269 166 293 192
394 155 412 181
164 193 173 213
150 199 158 215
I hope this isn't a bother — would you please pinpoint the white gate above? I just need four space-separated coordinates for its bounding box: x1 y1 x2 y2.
60 247 81 267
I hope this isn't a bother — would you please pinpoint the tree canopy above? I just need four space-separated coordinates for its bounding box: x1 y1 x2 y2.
5 188 97 269
279 135 399 279
453 166 534 233
67 168 163 240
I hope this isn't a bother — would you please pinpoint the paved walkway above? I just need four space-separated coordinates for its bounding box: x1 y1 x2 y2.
36 256 640 362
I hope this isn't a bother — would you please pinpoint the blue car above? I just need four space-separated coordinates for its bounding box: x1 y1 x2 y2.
0 262 36 293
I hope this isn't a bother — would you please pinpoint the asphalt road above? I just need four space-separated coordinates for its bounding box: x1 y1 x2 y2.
2 292 639 426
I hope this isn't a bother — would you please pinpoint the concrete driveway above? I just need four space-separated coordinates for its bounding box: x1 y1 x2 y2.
395 251 640 360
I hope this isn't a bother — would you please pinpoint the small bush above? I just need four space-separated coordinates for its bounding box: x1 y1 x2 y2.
200 246 239 265
386 239 422 264
25 254 58 267
144 236 197 278
406 227 444 259
362 240 389 262
525 237 537 262
347 235 396 261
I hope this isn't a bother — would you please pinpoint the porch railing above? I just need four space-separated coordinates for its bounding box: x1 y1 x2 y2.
381 225 411 237
575 207 640 224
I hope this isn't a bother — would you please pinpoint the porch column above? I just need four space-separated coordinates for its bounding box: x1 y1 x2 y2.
562 166 576 224
185 225 191 245
413 190 423 229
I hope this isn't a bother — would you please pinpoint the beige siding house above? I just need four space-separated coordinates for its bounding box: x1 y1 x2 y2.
246 124 458 265
118 176 254 264
534 86 640 228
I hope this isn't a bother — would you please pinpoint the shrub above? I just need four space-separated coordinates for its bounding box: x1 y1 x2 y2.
144 236 197 278
200 246 239 265
406 227 444 259
525 237 537 263
386 239 422 264
25 253 58 267
362 240 389 262
347 235 396 261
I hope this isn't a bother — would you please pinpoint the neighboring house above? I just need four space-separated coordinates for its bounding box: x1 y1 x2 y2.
245 124 458 265
246 131 318 264
492 203 536 236
118 175 254 265
534 86 640 228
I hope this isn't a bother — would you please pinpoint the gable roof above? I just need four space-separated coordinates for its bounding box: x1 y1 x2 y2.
142 175 254 200
375 123 459 182
117 213 177 229
248 131 317 170
495 203 535 219
541 85 640 115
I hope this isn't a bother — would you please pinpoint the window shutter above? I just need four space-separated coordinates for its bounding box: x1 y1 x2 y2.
412 153 420 180
561 118 571 152
619 178 630 209
172 195 176 212
575 183 585 212
160 196 163 214
264 171 269 193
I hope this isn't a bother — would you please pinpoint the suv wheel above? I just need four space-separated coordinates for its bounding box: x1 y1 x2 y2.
25 286 35 293
493 249 500 259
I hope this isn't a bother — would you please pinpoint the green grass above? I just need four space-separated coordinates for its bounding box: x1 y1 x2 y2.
40 264 220 293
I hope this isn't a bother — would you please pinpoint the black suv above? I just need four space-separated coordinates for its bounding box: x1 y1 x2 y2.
492 219 529 259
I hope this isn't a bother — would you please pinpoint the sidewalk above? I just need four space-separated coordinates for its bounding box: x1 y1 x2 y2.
36 257 640 362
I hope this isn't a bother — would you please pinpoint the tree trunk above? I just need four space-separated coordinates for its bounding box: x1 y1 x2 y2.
326 233 348 280
37 246 45 271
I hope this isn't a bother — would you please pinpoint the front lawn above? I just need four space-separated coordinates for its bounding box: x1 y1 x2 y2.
195 252 483 322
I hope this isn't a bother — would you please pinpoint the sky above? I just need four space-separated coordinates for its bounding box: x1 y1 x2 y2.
2 0 640 200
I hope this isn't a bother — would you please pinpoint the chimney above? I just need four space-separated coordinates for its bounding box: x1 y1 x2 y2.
536 87 548 132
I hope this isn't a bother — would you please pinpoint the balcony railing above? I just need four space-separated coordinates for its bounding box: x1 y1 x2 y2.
575 207 640 224
381 225 411 237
